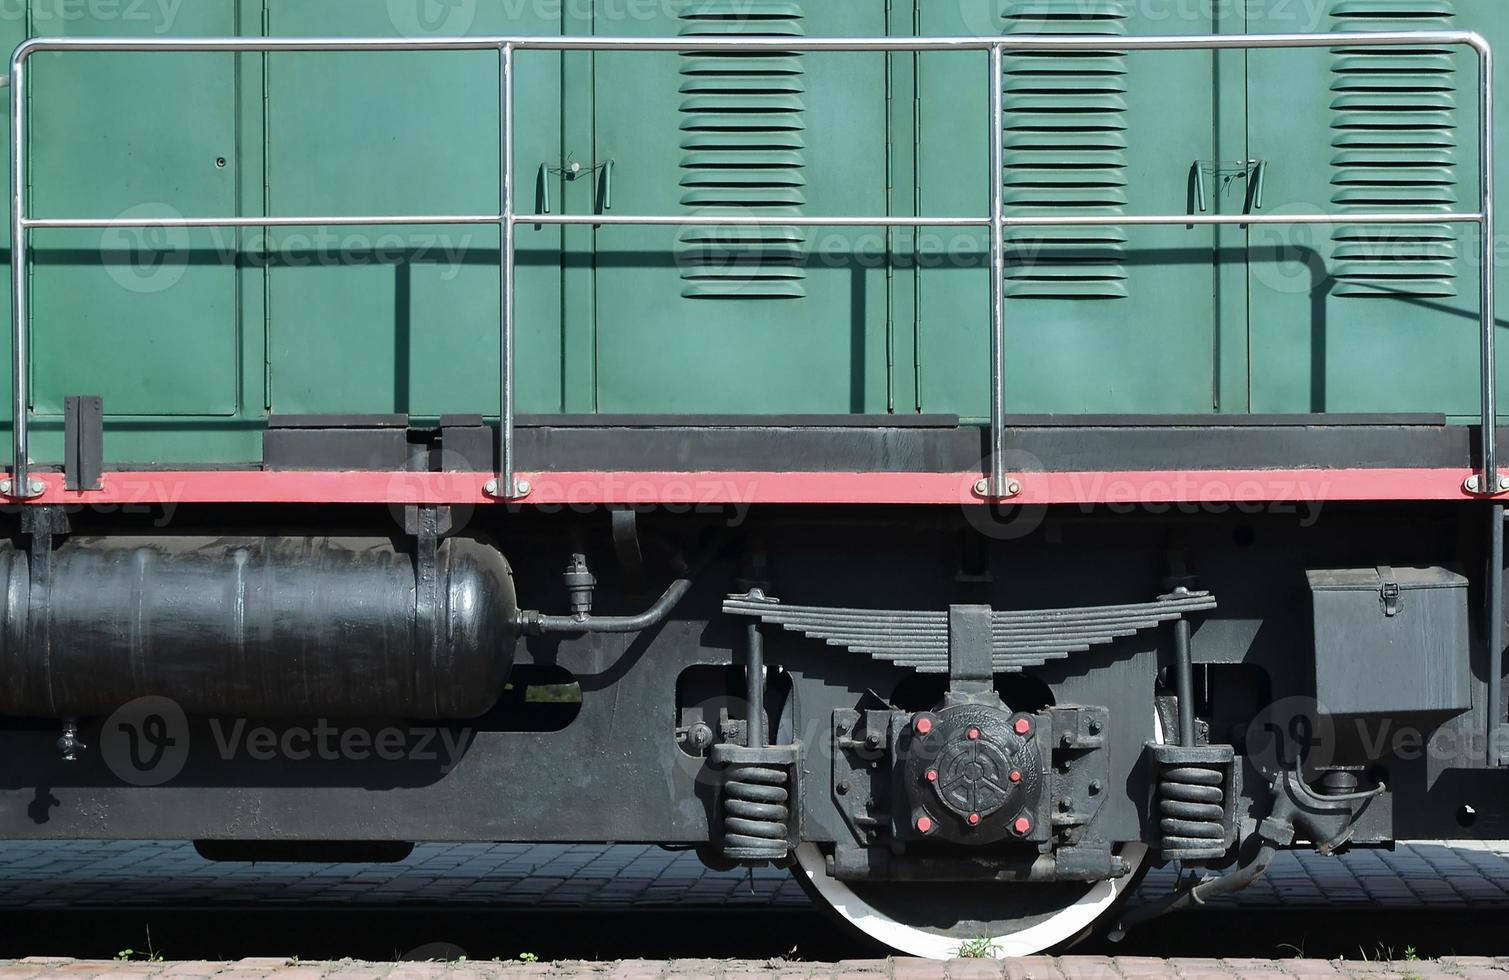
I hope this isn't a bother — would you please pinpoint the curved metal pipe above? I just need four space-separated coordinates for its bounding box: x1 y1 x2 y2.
520 575 694 635
515 534 726 635
1111 841 1280 942
1109 793 1295 942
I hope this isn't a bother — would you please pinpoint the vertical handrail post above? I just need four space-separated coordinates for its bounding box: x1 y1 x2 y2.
496 41 520 499
988 42 1006 499
1477 37 1503 765
9 46 29 499
1480 38 1498 495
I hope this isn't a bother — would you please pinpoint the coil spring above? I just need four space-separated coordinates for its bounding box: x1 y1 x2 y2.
721 762 789 861
1158 764 1228 862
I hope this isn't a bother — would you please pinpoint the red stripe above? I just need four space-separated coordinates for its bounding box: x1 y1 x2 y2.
7 468 1486 506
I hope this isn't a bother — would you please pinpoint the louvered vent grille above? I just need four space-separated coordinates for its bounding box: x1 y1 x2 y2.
1330 0 1459 297
677 0 806 299
1000 0 1129 300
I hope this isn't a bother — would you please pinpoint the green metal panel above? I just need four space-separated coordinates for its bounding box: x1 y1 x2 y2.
915 0 1224 419
589 0 891 414
28 2 240 420
263 0 564 420
1246 0 1483 416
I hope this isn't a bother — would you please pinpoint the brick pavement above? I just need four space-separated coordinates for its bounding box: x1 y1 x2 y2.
1 957 1508 979
0 841 1504 911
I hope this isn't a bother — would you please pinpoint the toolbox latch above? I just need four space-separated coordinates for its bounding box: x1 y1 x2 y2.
1377 566 1402 617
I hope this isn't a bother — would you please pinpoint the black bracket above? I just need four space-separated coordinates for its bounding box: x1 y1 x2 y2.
63 395 103 492
1047 705 1112 845
609 506 647 593
407 505 450 715
832 706 893 847
946 604 994 697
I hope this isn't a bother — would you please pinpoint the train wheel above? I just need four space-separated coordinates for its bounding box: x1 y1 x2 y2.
793 709 1162 959
791 841 1148 959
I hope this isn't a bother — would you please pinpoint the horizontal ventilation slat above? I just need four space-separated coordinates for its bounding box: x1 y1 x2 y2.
677 0 807 300
681 131 806 151
1001 0 1129 300
1329 0 1460 298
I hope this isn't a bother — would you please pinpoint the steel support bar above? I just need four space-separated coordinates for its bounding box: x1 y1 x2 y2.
513 215 994 227
498 42 517 500
23 215 500 229
8 42 24 500
6 31 1481 54
1482 45 1498 495
23 212 1479 231
6 31 1497 503
988 44 1006 498
1000 213 1483 228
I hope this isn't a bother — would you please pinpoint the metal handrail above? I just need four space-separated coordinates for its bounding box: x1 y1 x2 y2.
5 31 1497 501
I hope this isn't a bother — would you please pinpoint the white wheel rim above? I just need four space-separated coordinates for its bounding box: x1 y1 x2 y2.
794 710 1161 959
793 841 1148 959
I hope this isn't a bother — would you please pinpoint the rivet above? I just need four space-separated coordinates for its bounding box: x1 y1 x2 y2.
1012 816 1032 835
1008 769 1022 783
1013 717 1031 735
514 479 533 497
966 813 980 826
1005 480 1021 497
973 479 990 497
915 815 934 834
926 769 938 783
0 480 11 495
484 479 500 497
914 715 933 735
28 481 43 496
1089 780 1103 795
966 727 980 741
836 781 850 796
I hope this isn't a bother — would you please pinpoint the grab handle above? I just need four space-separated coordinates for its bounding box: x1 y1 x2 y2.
538 163 551 215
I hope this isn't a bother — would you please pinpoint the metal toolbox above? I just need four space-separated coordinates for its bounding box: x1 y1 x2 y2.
1306 566 1471 717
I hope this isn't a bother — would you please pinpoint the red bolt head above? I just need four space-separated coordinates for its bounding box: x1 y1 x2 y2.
967 813 981 826
966 727 980 741
1012 816 1032 835
914 716 933 735
915 815 934 834
1013 718 1031 735
926 769 938 782
1008 769 1022 783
